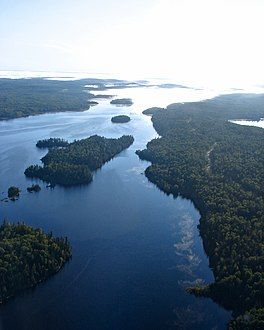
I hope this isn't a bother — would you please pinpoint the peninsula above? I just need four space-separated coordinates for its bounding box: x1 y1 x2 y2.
136 93 264 328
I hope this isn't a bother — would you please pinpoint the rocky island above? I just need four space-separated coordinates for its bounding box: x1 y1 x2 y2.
111 115 131 123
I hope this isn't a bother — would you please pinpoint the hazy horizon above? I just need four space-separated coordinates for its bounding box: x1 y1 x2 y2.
1 0 264 87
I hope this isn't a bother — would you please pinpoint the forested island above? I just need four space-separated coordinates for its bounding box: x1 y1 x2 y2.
110 98 133 106
111 115 131 123
0 221 71 304
25 135 134 186
136 93 264 328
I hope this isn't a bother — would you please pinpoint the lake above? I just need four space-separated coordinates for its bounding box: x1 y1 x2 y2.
0 83 231 329
230 119 264 128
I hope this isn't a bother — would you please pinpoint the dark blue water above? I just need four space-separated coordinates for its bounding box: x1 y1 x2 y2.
0 85 230 329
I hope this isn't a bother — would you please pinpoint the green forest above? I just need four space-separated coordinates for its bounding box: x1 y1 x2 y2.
0 78 128 120
0 221 71 303
0 78 92 120
136 93 264 328
25 135 134 186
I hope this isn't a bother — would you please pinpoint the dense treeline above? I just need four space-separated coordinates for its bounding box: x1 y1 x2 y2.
25 163 92 186
136 94 264 328
0 78 133 120
25 135 134 186
0 78 93 120
229 308 264 329
0 221 71 303
36 138 69 149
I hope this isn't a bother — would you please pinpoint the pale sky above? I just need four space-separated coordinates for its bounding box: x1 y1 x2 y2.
1 0 264 86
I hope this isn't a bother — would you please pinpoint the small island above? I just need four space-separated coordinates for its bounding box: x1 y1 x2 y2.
36 138 69 149
87 101 99 106
110 98 133 106
27 184 41 193
8 186 20 199
142 107 164 115
111 115 131 123
25 135 134 186
0 221 71 304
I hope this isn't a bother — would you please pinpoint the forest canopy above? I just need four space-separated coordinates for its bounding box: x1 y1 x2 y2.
0 78 130 120
0 221 71 303
136 93 264 328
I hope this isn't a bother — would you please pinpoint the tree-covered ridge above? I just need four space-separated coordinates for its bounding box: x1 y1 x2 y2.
0 78 93 120
0 221 71 303
166 93 264 121
0 78 132 120
136 93 264 328
25 135 134 186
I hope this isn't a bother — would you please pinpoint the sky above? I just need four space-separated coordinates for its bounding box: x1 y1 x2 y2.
1 0 264 86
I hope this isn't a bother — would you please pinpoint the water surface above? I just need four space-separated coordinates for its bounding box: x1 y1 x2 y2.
230 119 264 128
0 84 230 329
